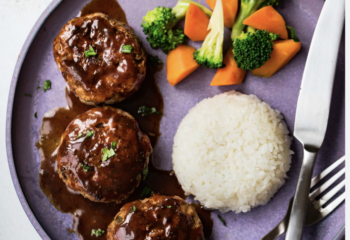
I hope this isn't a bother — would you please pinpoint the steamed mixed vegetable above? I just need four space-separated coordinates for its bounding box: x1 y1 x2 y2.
184 3 210 41
141 1 212 53
231 0 280 39
141 0 301 86
233 29 280 71
193 0 224 69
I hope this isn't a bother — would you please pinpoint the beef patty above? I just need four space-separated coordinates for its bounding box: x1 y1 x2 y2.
57 106 152 203
107 195 205 240
53 13 147 105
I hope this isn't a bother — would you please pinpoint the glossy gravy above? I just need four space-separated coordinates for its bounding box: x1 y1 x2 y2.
37 0 212 239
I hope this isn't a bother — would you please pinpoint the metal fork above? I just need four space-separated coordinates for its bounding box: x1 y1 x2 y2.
261 156 345 240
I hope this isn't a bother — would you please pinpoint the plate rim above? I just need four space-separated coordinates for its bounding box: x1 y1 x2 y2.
5 0 345 239
5 0 63 239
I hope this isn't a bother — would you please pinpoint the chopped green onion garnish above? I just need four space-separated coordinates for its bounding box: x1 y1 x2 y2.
167 205 172 208
34 112 37 118
138 106 161 116
121 45 133 53
91 228 105 237
141 186 154 198
102 148 115 161
147 55 162 65
133 205 136 212
24 93 32 97
77 133 83 138
80 163 91 173
85 45 97 57
286 26 300 42
115 216 123 224
142 166 149 180
43 80 51 92
86 130 94 138
111 141 117 149
218 215 226 226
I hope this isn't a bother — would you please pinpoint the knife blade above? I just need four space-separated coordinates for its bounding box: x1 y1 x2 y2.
285 0 345 239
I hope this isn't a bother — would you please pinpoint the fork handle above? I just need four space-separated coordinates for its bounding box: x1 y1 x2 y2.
285 147 318 240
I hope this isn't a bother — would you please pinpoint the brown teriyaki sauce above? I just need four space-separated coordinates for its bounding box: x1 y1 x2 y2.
79 0 127 23
37 0 213 239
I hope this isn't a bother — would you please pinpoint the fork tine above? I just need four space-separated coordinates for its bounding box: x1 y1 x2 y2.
313 179 345 208
309 168 345 201
310 156 345 188
320 192 345 216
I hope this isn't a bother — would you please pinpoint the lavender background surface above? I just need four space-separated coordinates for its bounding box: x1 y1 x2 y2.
7 0 344 239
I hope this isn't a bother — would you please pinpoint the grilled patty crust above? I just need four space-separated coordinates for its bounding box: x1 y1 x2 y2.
53 13 147 105
107 195 205 240
57 106 152 203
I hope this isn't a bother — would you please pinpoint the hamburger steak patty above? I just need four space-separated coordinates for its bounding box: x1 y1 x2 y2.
57 106 152 203
53 13 147 105
107 195 205 240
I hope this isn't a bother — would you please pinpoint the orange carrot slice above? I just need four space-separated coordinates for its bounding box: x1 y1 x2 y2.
211 48 247 86
243 6 288 39
184 3 210 41
167 45 200 86
206 0 238 29
252 40 301 78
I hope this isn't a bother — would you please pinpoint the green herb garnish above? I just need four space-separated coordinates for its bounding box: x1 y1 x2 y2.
85 45 97 57
147 55 162 65
43 80 51 92
141 186 154 198
286 26 300 42
121 45 133 53
36 86 41 90
91 228 105 237
24 93 32 97
138 106 161 116
115 216 123 224
133 205 136 212
102 148 115 161
142 166 149 180
34 112 37 118
86 130 94 138
80 163 91 173
77 132 83 138
218 215 226 226
167 205 172 208
111 141 117 149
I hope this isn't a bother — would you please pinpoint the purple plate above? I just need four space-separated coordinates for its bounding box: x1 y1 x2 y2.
6 0 345 239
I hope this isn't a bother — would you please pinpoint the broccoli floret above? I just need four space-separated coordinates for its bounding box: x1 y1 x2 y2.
260 0 280 8
141 1 212 53
231 0 281 39
172 0 212 20
233 30 280 71
141 7 183 53
193 0 224 69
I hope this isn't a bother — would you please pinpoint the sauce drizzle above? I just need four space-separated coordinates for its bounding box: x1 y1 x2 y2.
80 0 127 23
37 0 213 239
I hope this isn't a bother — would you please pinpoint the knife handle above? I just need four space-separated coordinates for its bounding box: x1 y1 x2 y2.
285 147 317 240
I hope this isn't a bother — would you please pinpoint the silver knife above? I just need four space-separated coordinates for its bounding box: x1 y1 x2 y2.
285 0 345 239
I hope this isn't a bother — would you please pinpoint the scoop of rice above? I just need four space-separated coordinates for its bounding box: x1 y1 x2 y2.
172 91 292 213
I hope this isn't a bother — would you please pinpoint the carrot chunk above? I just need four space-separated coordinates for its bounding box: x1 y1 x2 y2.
252 40 301 78
206 0 238 29
167 45 200 86
243 6 288 39
184 3 210 41
211 48 247 86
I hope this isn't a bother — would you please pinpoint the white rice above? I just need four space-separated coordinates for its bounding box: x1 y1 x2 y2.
172 91 292 213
